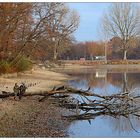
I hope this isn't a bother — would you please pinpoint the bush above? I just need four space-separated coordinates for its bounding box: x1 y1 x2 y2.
0 57 32 74
0 60 13 74
15 57 33 72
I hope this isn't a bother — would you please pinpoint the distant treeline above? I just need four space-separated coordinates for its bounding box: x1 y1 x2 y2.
60 37 140 60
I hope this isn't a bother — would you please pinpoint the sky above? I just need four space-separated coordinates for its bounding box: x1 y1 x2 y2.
68 3 111 42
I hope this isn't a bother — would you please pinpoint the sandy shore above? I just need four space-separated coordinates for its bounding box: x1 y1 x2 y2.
0 67 71 137
0 67 70 93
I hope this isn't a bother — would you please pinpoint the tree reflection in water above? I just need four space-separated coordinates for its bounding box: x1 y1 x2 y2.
67 70 140 134
103 114 140 134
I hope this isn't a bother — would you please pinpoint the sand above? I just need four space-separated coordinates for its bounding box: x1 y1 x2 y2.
0 67 71 137
0 67 70 93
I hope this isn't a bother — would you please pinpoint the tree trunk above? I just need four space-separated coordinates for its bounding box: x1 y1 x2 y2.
123 50 127 60
90 54 93 61
53 39 59 61
123 72 128 93
53 48 58 61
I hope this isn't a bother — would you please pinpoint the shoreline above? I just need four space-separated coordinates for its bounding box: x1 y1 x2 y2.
0 67 70 93
0 67 71 137
1 64 140 137
53 64 140 76
63 63 140 69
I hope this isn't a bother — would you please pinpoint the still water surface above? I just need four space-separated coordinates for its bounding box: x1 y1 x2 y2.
65 68 140 137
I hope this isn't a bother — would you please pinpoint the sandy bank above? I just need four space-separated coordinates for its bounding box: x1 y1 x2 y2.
0 68 71 137
0 68 70 93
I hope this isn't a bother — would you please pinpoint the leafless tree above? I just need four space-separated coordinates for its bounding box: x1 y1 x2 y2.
45 3 80 60
102 3 140 60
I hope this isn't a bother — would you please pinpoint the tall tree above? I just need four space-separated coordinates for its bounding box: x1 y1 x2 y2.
45 3 80 60
0 3 32 60
0 3 80 64
12 3 53 64
102 3 140 60
14 3 79 62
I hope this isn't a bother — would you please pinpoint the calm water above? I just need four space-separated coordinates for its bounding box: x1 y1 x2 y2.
65 68 140 137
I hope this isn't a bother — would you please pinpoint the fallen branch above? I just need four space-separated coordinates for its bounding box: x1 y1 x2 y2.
0 85 136 101
1 84 140 133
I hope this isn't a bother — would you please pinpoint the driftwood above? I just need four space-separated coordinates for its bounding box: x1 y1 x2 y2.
1 84 140 133
1 85 140 126
0 85 135 101
0 85 139 103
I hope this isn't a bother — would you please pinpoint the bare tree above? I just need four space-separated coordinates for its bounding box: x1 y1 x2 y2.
45 3 80 60
102 3 140 60
13 3 79 62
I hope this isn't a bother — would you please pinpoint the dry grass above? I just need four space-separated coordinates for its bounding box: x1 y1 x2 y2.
62 60 140 65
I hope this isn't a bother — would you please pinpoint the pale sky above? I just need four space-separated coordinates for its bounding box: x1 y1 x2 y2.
68 3 111 42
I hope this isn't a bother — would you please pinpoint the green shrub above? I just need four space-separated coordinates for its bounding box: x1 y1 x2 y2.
15 57 32 72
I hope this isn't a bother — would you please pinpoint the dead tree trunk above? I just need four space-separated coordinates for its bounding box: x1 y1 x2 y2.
1 85 140 123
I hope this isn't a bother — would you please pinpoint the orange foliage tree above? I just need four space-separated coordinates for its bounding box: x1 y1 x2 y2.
86 41 105 60
0 3 32 60
0 3 80 64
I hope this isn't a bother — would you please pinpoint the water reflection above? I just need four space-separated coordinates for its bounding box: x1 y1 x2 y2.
107 115 140 134
67 69 140 137
68 70 140 95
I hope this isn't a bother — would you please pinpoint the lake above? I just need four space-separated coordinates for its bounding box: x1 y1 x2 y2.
63 67 140 137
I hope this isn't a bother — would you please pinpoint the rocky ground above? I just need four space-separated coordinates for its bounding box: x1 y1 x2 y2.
0 97 71 137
